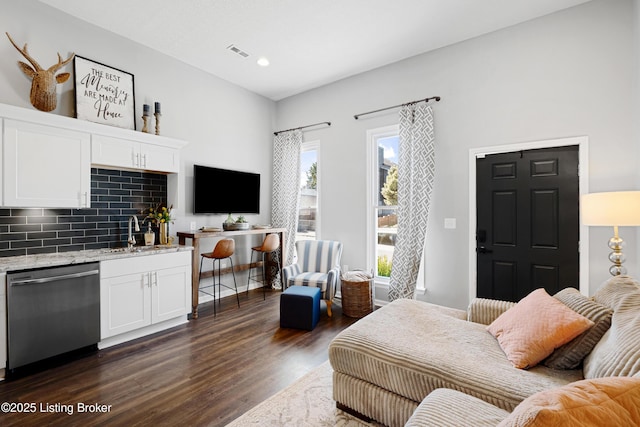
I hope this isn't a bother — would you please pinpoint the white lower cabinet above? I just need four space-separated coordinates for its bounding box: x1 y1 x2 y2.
100 251 191 346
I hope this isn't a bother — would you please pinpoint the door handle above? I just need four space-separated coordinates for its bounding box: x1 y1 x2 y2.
477 246 493 254
10 269 100 286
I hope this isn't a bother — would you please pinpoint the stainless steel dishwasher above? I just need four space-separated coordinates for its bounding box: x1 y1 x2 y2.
7 262 100 371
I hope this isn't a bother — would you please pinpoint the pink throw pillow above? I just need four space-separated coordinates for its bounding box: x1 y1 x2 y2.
487 288 594 369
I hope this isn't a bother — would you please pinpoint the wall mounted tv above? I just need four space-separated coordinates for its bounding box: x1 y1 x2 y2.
193 165 260 214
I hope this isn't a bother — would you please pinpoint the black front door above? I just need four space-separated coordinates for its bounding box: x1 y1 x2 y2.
476 146 579 302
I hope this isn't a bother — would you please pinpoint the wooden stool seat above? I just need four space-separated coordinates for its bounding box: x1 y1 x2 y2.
204 238 235 260
247 233 282 299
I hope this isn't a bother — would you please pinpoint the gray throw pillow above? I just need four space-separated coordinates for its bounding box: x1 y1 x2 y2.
544 287 613 370
592 275 640 310
584 288 640 378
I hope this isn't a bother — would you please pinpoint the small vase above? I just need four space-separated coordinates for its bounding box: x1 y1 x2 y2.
159 222 169 245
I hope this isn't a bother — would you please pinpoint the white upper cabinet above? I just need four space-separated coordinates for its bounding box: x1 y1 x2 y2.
3 119 91 208
90 134 137 171
0 118 3 206
140 141 180 173
0 103 187 208
92 134 180 173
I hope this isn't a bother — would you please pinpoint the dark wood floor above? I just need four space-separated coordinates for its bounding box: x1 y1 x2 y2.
0 289 359 426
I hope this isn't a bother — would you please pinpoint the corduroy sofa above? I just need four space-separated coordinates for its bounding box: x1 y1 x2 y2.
328 276 640 427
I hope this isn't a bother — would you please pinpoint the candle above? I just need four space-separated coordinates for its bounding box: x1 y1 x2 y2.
143 104 150 116
155 102 161 114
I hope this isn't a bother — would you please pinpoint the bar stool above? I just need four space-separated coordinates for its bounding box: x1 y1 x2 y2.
247 233 282 299
199 238 239 316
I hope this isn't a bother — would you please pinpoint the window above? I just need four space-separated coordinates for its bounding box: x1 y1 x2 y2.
367 126 399 282
297 140 319 242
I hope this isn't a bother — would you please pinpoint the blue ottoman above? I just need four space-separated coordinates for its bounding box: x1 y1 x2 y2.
280 285 321 330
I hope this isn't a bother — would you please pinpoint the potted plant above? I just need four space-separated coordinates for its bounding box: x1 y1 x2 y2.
235 216 249 230
144 203 174 244
223 215 249 230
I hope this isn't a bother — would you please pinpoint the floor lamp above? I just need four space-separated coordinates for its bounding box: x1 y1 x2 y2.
581 191 640 276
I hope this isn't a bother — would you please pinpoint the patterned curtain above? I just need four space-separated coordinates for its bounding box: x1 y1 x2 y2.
272 129 302 268
388 103 435 300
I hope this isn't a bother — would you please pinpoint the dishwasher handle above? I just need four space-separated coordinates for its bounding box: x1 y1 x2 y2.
9 269 100 286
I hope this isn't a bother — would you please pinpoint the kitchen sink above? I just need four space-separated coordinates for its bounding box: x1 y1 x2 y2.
103 245 174 254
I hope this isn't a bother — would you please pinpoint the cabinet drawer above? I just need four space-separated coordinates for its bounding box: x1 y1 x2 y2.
101 251 190 278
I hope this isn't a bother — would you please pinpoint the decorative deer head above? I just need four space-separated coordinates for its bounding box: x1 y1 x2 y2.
6 32 75 112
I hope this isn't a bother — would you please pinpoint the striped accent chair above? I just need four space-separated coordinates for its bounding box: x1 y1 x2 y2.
282 240 343 317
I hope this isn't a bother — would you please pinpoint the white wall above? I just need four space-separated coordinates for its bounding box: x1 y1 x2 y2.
276 0 637 308
0 0 276 261
2 1 638 308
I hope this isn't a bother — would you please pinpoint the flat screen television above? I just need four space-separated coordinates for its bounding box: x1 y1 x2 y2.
193 165 260 214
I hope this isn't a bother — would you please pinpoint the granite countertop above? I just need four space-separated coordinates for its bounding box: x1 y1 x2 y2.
0 245 194 274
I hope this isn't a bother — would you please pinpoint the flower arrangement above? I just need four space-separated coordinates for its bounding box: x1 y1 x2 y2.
144 203 174 225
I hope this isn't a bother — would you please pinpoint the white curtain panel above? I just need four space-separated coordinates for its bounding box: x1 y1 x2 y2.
272 129 302 267
389 103 435 300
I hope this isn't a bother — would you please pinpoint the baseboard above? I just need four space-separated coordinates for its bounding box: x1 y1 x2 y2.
98 316 188 349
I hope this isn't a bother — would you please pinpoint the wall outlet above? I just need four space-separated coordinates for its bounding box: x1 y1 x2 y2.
444 218 457 229
190 221 196 231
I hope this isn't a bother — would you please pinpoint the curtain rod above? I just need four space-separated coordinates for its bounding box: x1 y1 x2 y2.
353 96 441 120
273 121 331 136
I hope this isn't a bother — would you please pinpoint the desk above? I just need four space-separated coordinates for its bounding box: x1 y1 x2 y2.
178 227 286 318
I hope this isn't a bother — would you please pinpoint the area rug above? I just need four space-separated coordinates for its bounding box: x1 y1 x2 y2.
225 361 379 426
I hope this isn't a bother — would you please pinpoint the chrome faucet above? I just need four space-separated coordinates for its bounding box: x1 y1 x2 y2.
128 215 140 249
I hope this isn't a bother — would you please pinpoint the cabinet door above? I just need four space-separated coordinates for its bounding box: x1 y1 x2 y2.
3 120 90 208
100 271 152 338
91 134 138 169
0 118 3 206
152 265 190 323
140 142 180 173
101 251 191 339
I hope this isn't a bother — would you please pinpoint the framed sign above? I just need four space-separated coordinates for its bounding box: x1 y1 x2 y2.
73 56 136 130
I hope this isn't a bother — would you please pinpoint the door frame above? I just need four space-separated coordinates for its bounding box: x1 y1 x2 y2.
468 136 589 302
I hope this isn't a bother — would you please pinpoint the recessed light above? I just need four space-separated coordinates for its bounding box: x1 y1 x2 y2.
257 57 270 67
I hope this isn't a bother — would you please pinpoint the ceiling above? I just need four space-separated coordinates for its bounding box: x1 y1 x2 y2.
40 0 592 101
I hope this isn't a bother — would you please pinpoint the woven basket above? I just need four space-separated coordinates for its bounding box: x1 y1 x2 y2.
341 276 373 318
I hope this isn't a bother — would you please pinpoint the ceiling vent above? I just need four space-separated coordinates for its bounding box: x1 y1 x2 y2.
226 44 249 58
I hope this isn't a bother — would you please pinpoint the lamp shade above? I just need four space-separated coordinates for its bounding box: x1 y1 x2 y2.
581 191 640 226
